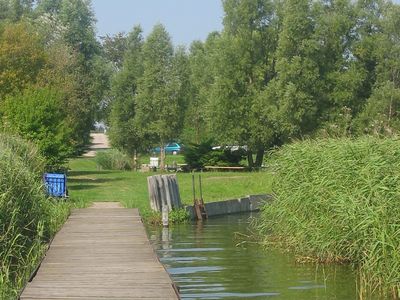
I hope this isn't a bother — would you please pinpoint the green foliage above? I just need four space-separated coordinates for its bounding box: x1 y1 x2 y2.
208 0 277 167
95 149 132 170
202 148 246 167
184 140 246 169
135 24 183 144
0 21 46 100
0 133 69 299
169 208 190 224
355 81 400 136
184 139 214 169
1 87 73 168
134 24 187 168
258 137 400 298
108 26 145 155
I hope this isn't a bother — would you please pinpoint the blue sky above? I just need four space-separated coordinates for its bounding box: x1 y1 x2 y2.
91 0 224 46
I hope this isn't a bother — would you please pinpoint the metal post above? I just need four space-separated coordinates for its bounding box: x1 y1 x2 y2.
199 174 203 202
192 173 196 201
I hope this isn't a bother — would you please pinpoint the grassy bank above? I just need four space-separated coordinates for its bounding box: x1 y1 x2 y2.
258 137 400 298
68 157 272 217
0 134 70 299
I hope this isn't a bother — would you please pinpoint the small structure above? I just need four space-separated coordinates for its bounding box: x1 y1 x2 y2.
43 173 68 197
147 174 182 211
149 157 159 170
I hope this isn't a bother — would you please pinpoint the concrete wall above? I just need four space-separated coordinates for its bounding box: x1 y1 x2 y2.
185 194 272 219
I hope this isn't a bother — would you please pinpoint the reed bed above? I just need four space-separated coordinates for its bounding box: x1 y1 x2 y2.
0 134 69 299
258 137 400 298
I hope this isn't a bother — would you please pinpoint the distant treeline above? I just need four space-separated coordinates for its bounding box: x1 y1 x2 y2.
107 0 400 168
0 0 399 169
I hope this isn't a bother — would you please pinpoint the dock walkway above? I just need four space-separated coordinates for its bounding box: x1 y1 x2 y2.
20 203 179 300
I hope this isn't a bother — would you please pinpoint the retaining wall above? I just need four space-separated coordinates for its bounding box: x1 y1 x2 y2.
185 194 272 219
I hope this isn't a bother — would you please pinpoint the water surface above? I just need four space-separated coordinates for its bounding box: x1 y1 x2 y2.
147 213 356 299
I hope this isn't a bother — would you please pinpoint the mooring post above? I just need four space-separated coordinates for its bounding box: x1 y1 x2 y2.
162 205 169 227
192 173 196 201
199 174 203 202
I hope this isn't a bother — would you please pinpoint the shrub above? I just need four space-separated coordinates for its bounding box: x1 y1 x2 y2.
184 139 246 169
0 134 69 298
258 137 400 298
95 149 132 170
1 87 74 168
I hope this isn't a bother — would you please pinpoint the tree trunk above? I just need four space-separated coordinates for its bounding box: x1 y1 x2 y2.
160 144 165 171
247 151 254 169
255 148 264 169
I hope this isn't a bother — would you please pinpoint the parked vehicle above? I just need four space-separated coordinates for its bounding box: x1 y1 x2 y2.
152 142 182 154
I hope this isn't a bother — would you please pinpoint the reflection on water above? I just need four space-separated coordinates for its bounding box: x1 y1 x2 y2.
147 213 356 299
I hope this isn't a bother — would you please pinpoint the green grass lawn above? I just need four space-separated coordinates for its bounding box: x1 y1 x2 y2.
67 157 272 215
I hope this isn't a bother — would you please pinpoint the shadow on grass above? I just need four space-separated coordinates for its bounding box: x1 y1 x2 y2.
68 184 98 191
68 170 113 177
68 177 124 184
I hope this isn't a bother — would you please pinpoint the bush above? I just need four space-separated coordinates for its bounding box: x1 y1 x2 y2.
1 87 74 168
95 149 132 170
184 139 246 169
0 133 69 298
258 137 400 298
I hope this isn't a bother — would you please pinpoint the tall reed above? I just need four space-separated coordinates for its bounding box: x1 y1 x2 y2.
0 134 69 299
258 137 400 298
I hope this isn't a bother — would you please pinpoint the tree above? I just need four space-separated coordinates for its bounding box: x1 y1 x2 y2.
208 0 278 168
135 24 183 169
256 0 323 148
108 26 144 155
55 0 105 151
0 22 46 100
100 32 128 70
354 1 400 136
183 33 219 144
0 0 34 22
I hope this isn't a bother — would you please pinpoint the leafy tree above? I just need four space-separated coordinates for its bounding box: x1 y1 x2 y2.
183 33 219 145
171 45 190 140
58 0 98 63
0 22 46 100
54 0 105 151
100 32 128 70
255 0 322 148
108 26 144 156
208 0 278 168
1 87 73 167
35 0 62 16
354 1 400 136
355 81 400 135
135 24 183 169
0 0 34 22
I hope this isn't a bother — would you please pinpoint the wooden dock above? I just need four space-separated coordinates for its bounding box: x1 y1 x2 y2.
20 203 179 300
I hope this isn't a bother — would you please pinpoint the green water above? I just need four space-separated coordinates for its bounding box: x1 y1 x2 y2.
147 213 357 299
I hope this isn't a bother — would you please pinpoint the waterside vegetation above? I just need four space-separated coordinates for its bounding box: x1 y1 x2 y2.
258 137 400 298
0 134 70 299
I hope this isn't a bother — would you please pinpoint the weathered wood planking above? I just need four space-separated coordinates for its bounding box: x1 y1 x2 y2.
20 204 179 300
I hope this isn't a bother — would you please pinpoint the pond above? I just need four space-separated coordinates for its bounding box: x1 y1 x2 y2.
147 213 357 299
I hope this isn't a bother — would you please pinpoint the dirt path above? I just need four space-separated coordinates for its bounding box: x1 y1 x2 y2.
82 133 110 157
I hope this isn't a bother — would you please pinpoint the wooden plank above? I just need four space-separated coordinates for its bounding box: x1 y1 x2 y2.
204 165 245 170
20 203 179 300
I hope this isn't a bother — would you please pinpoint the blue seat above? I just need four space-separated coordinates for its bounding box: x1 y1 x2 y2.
43 173 67 197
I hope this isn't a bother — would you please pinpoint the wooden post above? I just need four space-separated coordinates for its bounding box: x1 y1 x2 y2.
147 175 182 212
